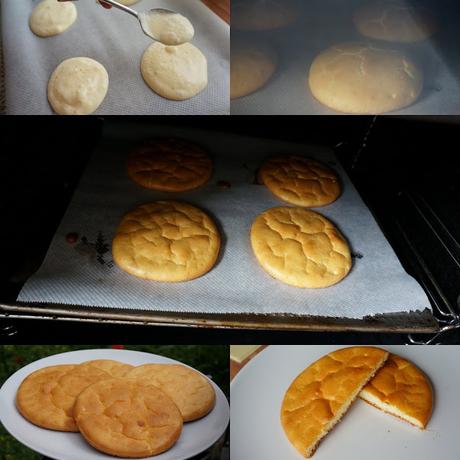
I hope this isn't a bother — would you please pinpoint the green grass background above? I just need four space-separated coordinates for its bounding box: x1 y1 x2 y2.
0 345 229 460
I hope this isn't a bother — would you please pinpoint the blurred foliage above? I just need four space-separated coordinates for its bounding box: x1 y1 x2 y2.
0 345 229 459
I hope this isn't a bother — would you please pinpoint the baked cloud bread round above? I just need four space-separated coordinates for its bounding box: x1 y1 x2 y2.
260 156 341 207
112 201 221 282
16 364 113 431
126 364 216 421
309 42 423 114
29 0 77 37
127 138 212 191
231 42 278 99
360 353 433 429
251 207 351 288
281 347 389 458
74 378 183 458
354 1 437 43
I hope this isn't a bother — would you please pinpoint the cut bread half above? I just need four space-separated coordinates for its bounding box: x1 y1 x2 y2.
360 353 433 429
281 346 389 457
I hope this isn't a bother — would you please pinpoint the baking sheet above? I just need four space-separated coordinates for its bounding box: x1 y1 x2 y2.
17 122 432 320
231 345 460 460
1 0 229 115
231 0 460 115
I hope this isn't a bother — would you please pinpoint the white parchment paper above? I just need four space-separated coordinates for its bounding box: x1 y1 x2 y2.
231 0 460 115
17 123 432 319
1 0 229 114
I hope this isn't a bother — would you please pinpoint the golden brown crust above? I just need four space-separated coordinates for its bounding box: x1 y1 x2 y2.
74 378 183 458
231 42 278 100
16 365 78 431
281 347 389 457
112 201 221 282
78 360 134 378
250 207 351 288
260 156 341 207
126 364 216 422
354 1 437 43
232 0 299 31
127 138 212 191
360 353 433 428
309 42 423 114
16 363 114 432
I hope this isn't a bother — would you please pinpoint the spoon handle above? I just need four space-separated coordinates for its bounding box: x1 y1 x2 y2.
97 0 139 18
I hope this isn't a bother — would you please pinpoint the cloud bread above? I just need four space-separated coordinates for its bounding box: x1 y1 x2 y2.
127 138 212 191
112 201 221 282
354 1 437 43
16 363 114 431
281 347 389 457
232 0 299 31
126 364 216 422
260 156 341 207
16 364 78 431
231 42 278 100
78 360 134 378
250 207 351 288
29 0 77 37
308 42 423 114
360 353 433 428
74 378 183 458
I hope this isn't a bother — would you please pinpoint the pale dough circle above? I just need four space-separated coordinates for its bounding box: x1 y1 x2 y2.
354 1 437 43
251 207 352 288
74 378 183 458
141 42 208 100
231 42 278 99
127 138 212 191
48 57 109 115
308 42 423 114
232 0 299 31
117 0 140 4
127 364 216 422
112 201 221 282
29 0 77 37
140 12 194 45
259 155 341 207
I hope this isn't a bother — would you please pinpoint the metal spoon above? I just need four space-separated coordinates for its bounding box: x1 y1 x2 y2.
94 0 192 44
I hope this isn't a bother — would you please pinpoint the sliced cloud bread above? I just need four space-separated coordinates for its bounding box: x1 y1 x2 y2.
359 353 433 429
281 347 389 457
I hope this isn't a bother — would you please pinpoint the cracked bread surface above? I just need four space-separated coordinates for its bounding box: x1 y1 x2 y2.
16 364 113 431
354 1 436 43
126 364 216 422
77 360 134 378
260 156 341 207
360 353 433 428
250 207 351 288
16 365 78 431
74 378 183 458
112 201 220 282
309 42 423 114
127 139 212 192
281 347 389 457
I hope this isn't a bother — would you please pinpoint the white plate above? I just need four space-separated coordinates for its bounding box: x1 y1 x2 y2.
231 345 460 460
0 348 229 460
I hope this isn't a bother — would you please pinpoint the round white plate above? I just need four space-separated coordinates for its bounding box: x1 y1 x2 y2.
231 345 460 460
0 348 229 460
